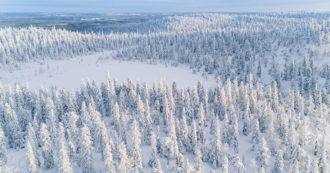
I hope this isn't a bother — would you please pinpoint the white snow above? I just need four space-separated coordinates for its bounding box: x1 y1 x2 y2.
0 51 216 90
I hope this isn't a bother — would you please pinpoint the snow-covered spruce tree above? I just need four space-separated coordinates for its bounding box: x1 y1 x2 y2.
149 132 163 173
208 116 223 168
27 123 41 167
189 120 198 154
184 160 194 173
66 129 76 166
103 138 115 173
256 137 271 171
79 125 94 173
222 155 229 173
242 97 251 136
194 148 203 173
251 117 260 151
40 123 54 169
221 113 230 146
130 119 143 172
143 100 153 145
0 125 6 166
272 150 284 173
232 155 246 173
230 114 239 153
56 123 73 173
311 159 320 173
175 152 185 172
26 141 39 173
178 110 189 152
3 103 23 149
99 122 109 160
136 95 145 124
319 138 328 173
45 97 57 139
118 142 130 173
197 103 205 128
67 112 79 144
87 103 103 152
112 102 121 134
79 102 90 128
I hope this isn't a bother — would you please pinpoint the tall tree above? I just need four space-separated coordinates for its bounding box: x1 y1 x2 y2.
40 123 54 169
26 141 39 173
57 123 73 173
79 125 93 173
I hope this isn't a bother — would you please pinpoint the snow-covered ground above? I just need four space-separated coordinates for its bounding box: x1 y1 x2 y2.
0 51 216 90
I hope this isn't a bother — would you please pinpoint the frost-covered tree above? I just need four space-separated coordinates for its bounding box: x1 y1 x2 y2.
319 138 328 173
3 103 23 149
189 120 198 154
272 151 284 173
79 125 93 173
232 155 246 173
130 119 143 172
26 141 39 173
57 123 73 173
118 142 130 173
222 155 229 173
112 102 121 134
40 123 54 169
184 160 194 173
251 118 260 151
149 132 161 170
209 116 223 168
194 149 203 173
0 125 6 166
103 137 115 173
256 137 271 170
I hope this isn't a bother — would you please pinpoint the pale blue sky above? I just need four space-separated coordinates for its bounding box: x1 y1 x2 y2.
1 0 330 13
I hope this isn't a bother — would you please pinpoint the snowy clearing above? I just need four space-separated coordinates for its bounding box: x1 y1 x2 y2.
0 51 216 90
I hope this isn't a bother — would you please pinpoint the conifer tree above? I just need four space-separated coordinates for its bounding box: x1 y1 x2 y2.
256 137 271 169
222 155 229 173
4 103 23 149
131 119 143 172
79 125 93 173
272 151 284 173
57 123 73 173
118 142 130 173
27 141 39 173
40 123 54 169
0 125 6 166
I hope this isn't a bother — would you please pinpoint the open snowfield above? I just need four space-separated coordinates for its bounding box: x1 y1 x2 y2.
0 51 216 90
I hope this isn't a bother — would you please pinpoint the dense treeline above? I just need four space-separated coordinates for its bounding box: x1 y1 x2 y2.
0 13 329 95
0 75 328 172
